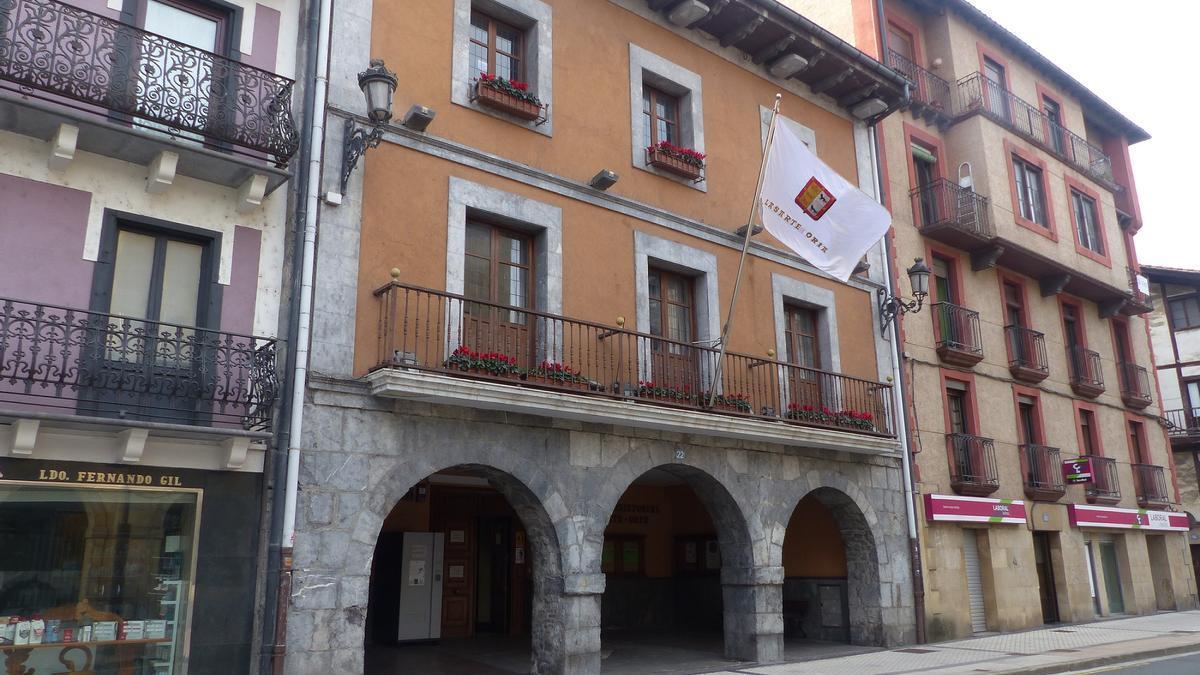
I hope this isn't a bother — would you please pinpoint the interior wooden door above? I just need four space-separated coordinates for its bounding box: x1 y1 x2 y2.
784 305 823 411
648 269 700 394
462 222 535 369
439 517 475 638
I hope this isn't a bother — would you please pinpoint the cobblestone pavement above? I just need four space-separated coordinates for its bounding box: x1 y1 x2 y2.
705 611 1200 675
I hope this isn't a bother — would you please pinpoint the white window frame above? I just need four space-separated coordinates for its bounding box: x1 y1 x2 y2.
633 231 719 383
628 44 706 191
451 0 553 135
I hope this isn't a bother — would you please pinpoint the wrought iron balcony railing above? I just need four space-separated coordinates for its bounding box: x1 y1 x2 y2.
1067 345 1105 398
946 433 999 496
0 0 299 163
909 178 993 246
1021 443 1064 501
0 297 277 430
1132 463 1170 507
886 49 951 118
1085 455 1120 504
951 72 1112 185
1118 362 1152 409
1164 408 1200 437
373 281 896 437
1006 326 1049 383
932 302 983 367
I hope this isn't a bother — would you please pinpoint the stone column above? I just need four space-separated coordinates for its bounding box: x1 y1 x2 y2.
720 566 784 663
561 574 605 674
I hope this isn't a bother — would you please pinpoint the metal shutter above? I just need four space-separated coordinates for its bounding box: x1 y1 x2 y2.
962 529 988 633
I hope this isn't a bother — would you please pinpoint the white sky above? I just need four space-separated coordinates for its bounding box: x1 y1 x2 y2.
966 0 1200 270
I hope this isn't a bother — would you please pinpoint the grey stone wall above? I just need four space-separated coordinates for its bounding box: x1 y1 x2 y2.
284 378 915 674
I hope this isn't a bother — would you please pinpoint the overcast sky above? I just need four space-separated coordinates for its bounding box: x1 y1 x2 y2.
966 0 1200 270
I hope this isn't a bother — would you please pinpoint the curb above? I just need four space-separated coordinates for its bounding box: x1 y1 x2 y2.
990 640 1200 674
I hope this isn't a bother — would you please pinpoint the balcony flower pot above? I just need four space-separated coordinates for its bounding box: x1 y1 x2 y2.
523 362 589 391
646 141 705 181
444 346 520 379
636 381 697 405
474 74 543 121
711 394 753 414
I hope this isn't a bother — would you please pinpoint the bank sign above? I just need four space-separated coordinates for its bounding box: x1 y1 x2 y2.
1062 457 1093 484
1068 504 1189 531
924 494 1027 525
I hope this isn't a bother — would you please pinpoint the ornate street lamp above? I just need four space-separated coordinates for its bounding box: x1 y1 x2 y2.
340 58 398 192
878 257 931 335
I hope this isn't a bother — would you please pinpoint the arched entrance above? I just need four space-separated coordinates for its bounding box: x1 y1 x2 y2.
364 464 564 674
597 464 755 672
781 487 883 651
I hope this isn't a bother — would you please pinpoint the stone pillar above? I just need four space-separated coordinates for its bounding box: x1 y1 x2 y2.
561 574 605 675
720 566 784 663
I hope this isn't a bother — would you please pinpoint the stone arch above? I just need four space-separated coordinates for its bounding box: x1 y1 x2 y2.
784 485 885 646
359 459 568 674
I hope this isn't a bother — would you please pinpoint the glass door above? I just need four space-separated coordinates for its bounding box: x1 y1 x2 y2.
137 0 226 143
1098 541 1125 614
462 222 534 370
648 268 700 397
983 57 1010 122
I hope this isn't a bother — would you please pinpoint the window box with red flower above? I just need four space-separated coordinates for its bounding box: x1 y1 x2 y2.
473 73 547 123
443 346 520 379
523 361 590 391
711 393 753 414
786 404 875 431
646 141 705 182
636 381 697 405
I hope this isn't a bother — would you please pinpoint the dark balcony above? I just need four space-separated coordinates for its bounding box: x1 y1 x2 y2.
886 49 951 125
932 302 983 367
1165 408 1200 440
372 281 896 439
909 179 993 250
1005 326 1049 383
1067 345 1105 398
0 0 298 185
1126 267 1152 314
1133 464 1171 508
0 297 276 431
1085 455 1120 505
1021 443 1064 502
950 72 1113 186
1118 362 1153 409
946 433 999 496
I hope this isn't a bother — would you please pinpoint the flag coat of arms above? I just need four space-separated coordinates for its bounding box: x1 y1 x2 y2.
759 118 891 281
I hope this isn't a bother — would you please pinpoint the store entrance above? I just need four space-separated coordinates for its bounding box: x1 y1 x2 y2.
1032 532 1060 623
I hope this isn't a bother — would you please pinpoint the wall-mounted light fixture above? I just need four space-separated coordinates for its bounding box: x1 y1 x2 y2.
589 169 619 191
401 104 436 132
667 0 710 26
878 257 931 335
340 58 398 192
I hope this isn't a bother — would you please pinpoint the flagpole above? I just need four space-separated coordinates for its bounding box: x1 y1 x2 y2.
707 93 782 408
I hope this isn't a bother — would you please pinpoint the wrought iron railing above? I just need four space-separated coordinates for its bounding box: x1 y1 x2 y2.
1164 408 1200 436
951 72 1111 184
1085 455 1120 502
1128 266 1150 305
1021 443 1064 500
1118 362 1152 408
373 281 895 437
0 0 299 163
946 433 998 495
0 297 277 430
886 48 950 113
1067 345 1105 395
909 178 993 239
1132 463 1170 506
932 302 983 361
1005 326 1048 379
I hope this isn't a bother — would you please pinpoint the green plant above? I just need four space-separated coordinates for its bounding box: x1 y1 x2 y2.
786 404 874 430
478 73 543 107
713 393 752 413
637 380 696 402
528 361 587 385
444 346 519 376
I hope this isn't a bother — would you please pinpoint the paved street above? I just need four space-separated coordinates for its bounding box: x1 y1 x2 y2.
1079 650 1200 674
705 611 1200 675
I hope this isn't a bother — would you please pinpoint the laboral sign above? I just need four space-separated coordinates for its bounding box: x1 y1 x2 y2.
1068 504 1189 531
924 494 1027 525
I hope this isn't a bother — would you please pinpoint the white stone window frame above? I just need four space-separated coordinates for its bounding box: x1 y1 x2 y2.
445 176 563 358
772 273 841 412
451 0 554 136
760 107 817 152
629 44 706 192
633 231 720 384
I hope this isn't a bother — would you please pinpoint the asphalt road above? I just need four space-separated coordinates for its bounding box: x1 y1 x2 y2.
1094 650 1200 674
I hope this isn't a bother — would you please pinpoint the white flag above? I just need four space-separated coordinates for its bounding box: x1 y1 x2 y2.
759 118 891 281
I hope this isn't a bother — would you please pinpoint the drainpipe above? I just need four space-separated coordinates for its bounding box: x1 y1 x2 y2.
872 0 926 645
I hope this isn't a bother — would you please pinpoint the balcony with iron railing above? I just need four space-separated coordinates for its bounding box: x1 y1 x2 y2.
909 179 993 250
368 281 897 447
886 49 951 124
0 0 299 187
950 72 1113 187
1132 463 1171 508
0 297 277 432
1165 408 1200 439
1118 362 1153 409
1085 455 1120 505
946 433 999 496
1067 345 1105 398
1005 326 1049 383
1126 267 1152 313
932 302 983 367
1020 443 1064 502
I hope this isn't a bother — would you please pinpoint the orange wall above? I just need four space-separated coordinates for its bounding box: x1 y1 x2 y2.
604 484 715 578
782 495 848 577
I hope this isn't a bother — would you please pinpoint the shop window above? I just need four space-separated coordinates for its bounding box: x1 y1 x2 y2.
0 483 197 673
675 536 721 574
601 536 644 575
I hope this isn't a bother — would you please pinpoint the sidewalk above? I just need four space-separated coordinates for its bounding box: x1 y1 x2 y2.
713 611 1200 675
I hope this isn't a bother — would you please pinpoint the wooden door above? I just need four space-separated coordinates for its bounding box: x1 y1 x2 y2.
463 222 535 369
784 304 823 411
440 517 474 637
1033 532 1060 623
648 268 700 394
983 57 1010 122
